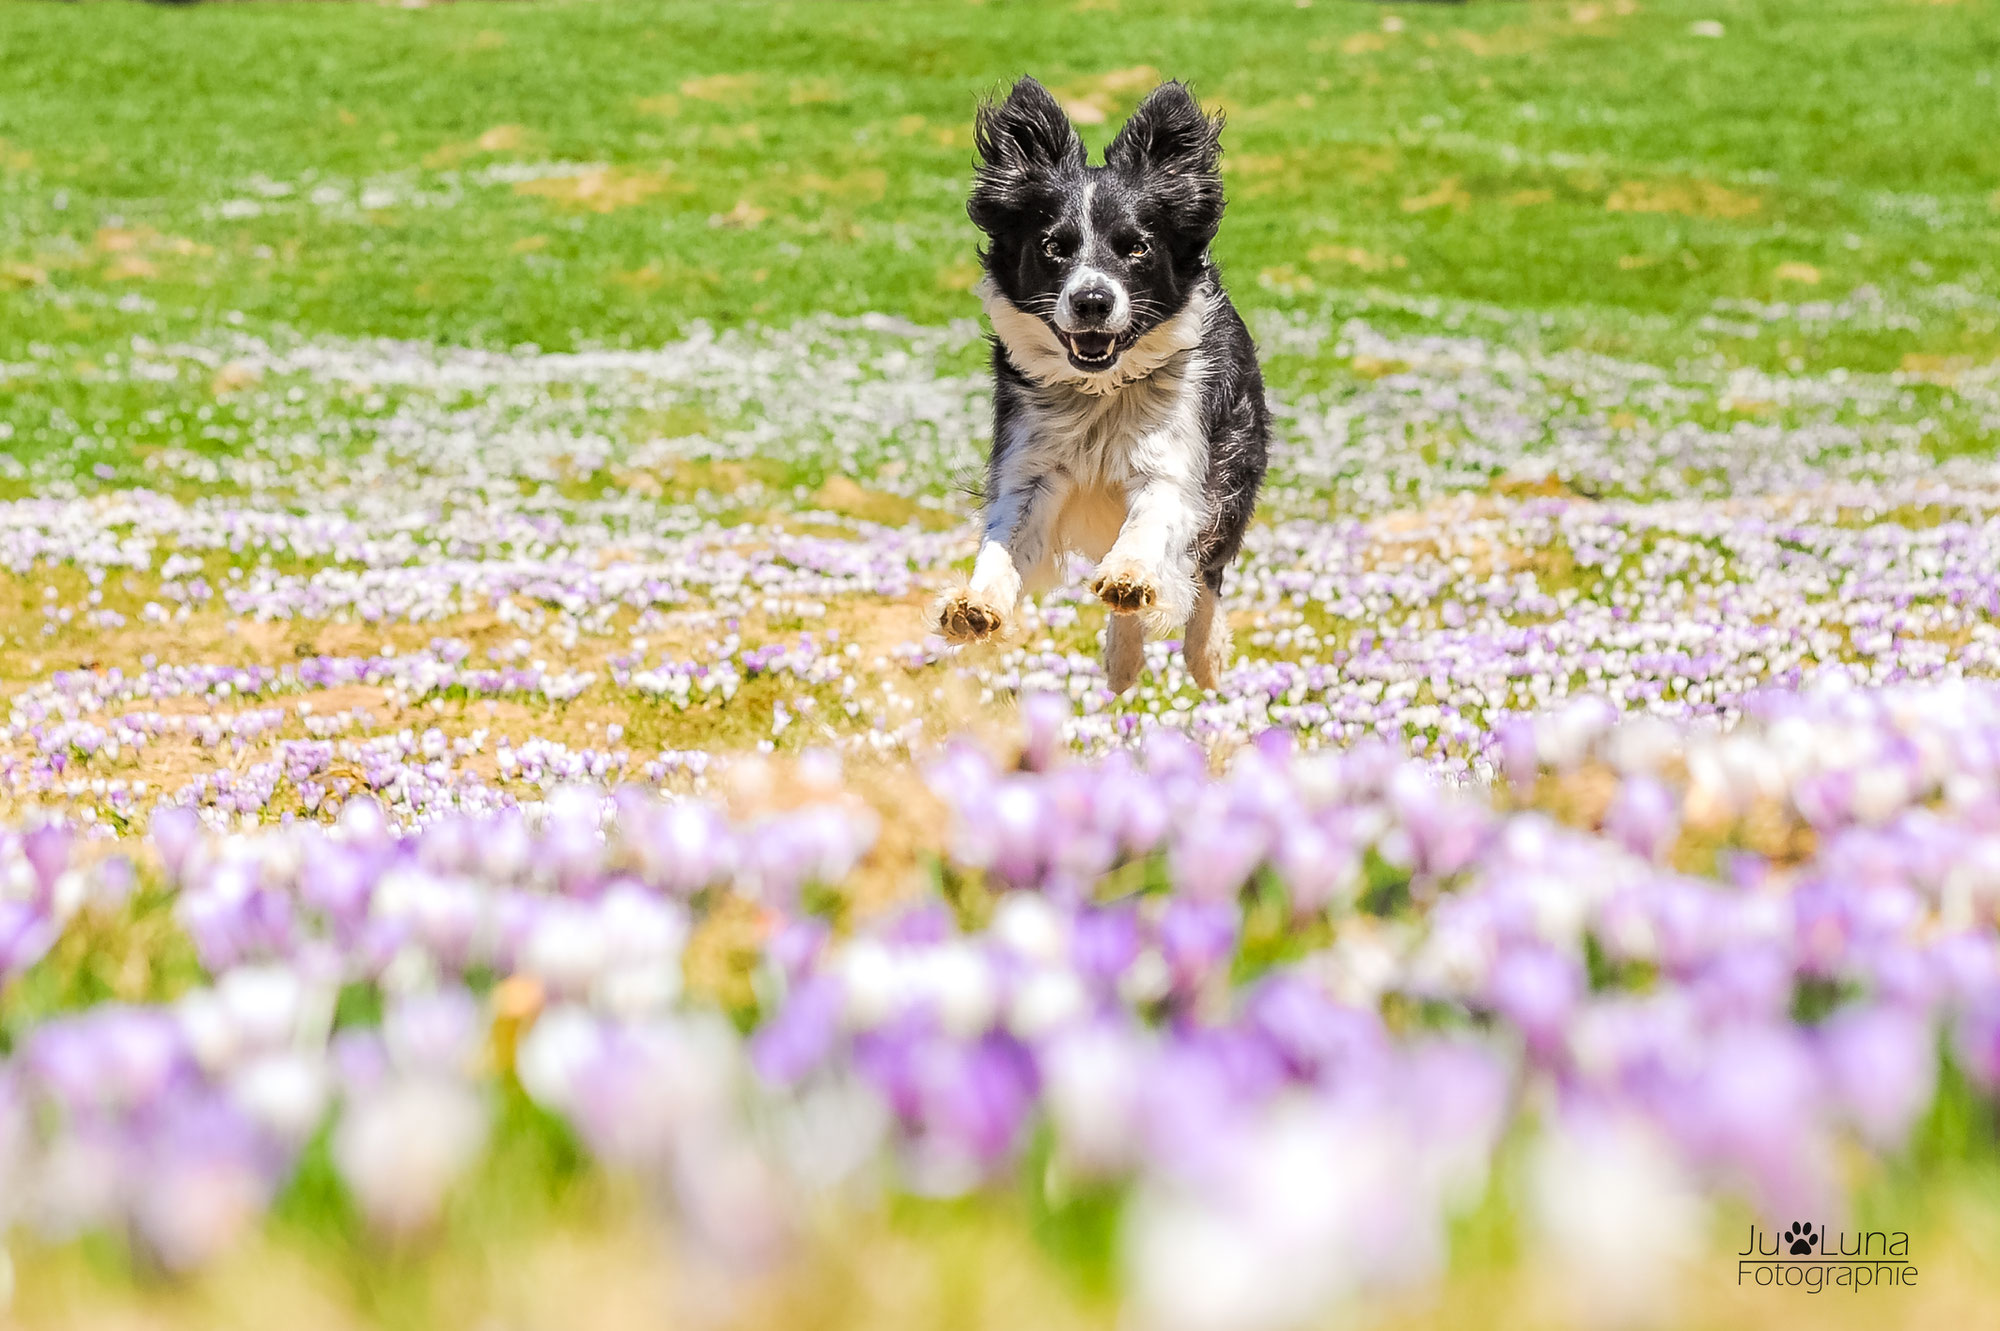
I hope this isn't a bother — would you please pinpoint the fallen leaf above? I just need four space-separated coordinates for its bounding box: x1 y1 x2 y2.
613 263 663 289
797 169 887 203
1057 65 1161 125
1605 178 1761 219
1307 244 1405 272
1899 353 1975 386
102 255 157 281
1401 177 1471 213
707 199 769 229
1258 265 1315 294
211 362 261 394
424 125 535 169
515 168 673 213
1227 153 1291 178
680 73 759 103
788 78 841 106
936 261 981 292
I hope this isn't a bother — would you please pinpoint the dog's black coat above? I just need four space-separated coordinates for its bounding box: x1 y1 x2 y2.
969 77 1268 597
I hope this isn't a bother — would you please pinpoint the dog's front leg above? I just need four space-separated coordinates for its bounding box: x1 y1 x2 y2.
935 471 1064 643
1089 462 1204 640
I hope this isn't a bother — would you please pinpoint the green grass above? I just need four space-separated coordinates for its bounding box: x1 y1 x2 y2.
1 0 1996 373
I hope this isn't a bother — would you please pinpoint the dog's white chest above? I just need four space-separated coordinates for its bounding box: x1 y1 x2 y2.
1011 354 1208 563
1051 481 1129 562
1016 358 1197 480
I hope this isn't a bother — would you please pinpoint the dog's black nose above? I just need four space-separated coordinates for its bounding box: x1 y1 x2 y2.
1069 285 1115 324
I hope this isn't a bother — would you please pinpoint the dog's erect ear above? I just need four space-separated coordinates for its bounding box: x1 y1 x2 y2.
1105 81 1224 179
969 78 1085 234
975 77 1086 174
1106 82 1225 242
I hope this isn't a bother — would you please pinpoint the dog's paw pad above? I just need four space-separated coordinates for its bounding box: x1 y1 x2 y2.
1091 567 1158 614
936 590 1006 643
1784 1222 1817 1255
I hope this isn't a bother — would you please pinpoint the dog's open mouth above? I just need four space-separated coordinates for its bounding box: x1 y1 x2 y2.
1058 329 1122 371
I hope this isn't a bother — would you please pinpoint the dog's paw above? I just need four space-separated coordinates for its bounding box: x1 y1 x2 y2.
934 587 1008 643
1090 561 1159 615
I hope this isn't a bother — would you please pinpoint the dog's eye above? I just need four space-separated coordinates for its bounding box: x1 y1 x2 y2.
1128 241 1149 260
1041 235 1067 260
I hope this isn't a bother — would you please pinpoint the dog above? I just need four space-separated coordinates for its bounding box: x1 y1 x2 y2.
934 77 1268 694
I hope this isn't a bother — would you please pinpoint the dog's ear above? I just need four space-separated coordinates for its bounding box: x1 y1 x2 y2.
969 78 1084 233
1106 82 1225 240
1106 81 1223 179
975 77 1086 174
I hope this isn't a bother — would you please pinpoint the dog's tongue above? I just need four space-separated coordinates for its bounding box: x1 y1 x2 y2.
1066 331 1115 362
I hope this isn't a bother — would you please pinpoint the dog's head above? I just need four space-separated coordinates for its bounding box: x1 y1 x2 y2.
969 78 1224 379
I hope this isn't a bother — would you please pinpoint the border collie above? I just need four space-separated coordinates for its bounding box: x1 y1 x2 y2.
934 77 1268 694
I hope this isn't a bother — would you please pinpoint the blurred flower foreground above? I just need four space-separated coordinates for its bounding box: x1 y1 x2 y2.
7 679 2000 1327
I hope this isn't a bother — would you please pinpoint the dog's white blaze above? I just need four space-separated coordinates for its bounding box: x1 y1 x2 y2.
1054 184 1131 334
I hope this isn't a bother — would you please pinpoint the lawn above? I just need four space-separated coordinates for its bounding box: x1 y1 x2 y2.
2 0 2000 1327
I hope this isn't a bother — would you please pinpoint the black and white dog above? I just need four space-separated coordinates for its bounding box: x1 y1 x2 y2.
935 77 1268 693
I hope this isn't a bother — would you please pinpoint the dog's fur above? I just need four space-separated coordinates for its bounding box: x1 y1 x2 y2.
934 77 1268 693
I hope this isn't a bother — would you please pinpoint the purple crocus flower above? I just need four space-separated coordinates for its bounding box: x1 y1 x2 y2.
149 806 205 881
21 824 72 900
1158 900 1239 992
906 1032 1038 1192
384 987 485 1076
1243 976 1389 1085
1169 817 1266 903
25 1006 193 1120
752 975 845 1088
1819 1004 1936 1149
0 899 57 980
1272 820 1359 917
1487 945 1584 1063
1603 774 1681 862
1071 905 1142 988
1018 691 1069 773
129 1095 277 1272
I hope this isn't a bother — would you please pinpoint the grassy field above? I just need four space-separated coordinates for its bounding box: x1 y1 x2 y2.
5 0 1998 355
4 2 2000 1328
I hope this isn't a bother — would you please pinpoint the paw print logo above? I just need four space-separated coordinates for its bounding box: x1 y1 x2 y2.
1785 1221 1819 1255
